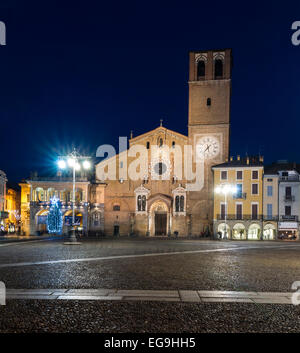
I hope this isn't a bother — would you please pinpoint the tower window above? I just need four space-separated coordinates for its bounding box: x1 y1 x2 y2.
207 98 211 106
158 138 163 147
197 60 205 79
214 59 223 78
146 141 150 149
172 141 175 148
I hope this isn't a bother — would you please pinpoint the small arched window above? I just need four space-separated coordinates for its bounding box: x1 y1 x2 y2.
207 98 211 106
180 196 184 212
142 195 146 211
172 141 175 148
175 196 180 212
137 195 142 211
113 205 120 211
159 138 163 147
215 59 223 78
146 141 150 149
197 60 205 79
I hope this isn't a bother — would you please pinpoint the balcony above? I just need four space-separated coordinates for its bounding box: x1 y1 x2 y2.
280 176 300 182
284 195 295 202
217 214 263 221
280 215 298 221
232 192 247 200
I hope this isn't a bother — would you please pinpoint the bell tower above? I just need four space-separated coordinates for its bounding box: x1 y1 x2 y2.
187 49 232 235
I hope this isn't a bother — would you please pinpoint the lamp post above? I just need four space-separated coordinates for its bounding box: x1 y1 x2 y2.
215 184 236 239
58 149 91 245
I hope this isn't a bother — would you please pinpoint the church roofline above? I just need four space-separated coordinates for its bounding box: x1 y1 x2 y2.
129 126 188 143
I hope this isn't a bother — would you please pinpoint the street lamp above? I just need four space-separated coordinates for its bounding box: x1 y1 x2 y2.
57 148 91 245
215 184 237 239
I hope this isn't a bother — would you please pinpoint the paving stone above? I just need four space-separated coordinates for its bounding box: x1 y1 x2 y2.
179 290 201 302
123 296 180 302
64 289 115 296
198 290 259 297
201 297 254 303
115 290 179 297
7 294 58 300
252 297 292 304
6 289 54 295
57 295 123 301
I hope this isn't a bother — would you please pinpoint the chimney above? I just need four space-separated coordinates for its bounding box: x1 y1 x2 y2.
246 157 250 165
230 156 233 162
259 155 264 163
237 155 240 161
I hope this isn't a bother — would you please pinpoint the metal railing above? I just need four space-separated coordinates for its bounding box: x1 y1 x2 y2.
280 215 298 221
232 192 247 200
217 214 263 221
280 176 300 182
284 195 295 202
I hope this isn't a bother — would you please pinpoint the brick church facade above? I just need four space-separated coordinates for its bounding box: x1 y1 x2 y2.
96 49 232 236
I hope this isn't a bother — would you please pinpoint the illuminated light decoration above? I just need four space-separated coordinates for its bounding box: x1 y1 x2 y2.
47 196 63 234
75 163 81 171
58 160 66 169
68 158 75 167
83 160 91 170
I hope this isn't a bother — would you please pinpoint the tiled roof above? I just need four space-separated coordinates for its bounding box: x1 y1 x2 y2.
212 156 263 169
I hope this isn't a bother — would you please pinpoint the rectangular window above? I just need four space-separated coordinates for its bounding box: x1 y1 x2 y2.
285 206 291 216
252 183 258 195
267 185 273 197
220 203 226 220
236 184 243 198
236 171 243 180
252 204 258 220
252 170 258 179
267 204 272 219
267 178 273 182
221 171 227 180
236 204 242 220
285 186 291 196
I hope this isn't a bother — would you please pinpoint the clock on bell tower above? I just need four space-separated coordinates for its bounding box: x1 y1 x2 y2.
187 49 232 234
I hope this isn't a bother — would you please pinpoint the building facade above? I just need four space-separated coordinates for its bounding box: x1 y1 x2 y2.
95 49 232 237
0 170 8 230
19 175 105 236
212 156 264 240
264 162 300 240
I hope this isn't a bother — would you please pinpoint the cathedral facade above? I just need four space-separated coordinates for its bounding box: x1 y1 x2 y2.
96 49 232 237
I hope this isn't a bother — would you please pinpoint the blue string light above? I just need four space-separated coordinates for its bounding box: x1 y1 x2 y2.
47 196 63 234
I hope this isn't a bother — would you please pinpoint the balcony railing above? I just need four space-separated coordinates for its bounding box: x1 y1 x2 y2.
232 192 247 200
217 214 263 221
284 195 295 202
280 215 298 221
280 176 300 182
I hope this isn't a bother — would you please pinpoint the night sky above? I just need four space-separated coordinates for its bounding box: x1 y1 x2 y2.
1 1 300 183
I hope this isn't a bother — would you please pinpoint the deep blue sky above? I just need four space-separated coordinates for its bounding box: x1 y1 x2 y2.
1 1 300 182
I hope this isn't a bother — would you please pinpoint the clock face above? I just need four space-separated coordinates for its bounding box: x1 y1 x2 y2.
196 136 220 159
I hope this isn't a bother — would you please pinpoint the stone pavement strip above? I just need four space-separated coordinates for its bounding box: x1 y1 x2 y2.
4 289 295 305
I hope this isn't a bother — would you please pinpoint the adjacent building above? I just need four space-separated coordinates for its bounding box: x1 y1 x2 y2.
264 162 300 240
19 173 105 236
212 155 264 240
0 170 8 230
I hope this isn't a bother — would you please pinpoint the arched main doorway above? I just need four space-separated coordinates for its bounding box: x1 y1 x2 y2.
149 199 169 236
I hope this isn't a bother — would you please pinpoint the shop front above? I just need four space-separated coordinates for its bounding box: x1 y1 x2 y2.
278 222 299 240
